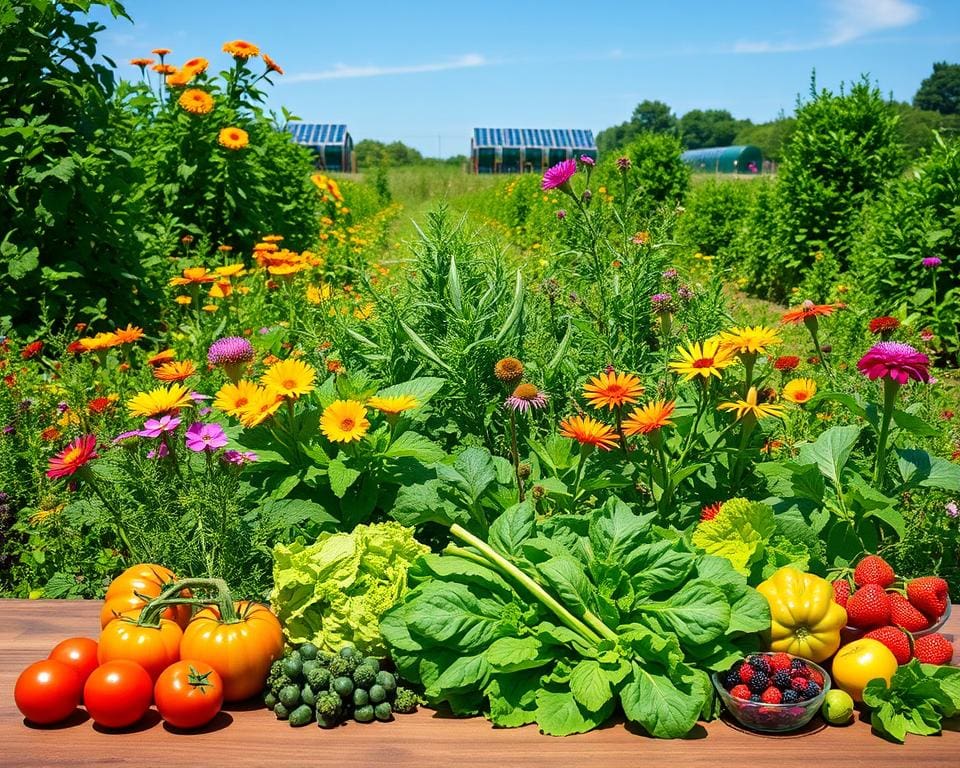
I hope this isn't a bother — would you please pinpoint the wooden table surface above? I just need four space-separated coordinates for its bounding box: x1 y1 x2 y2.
1 599 958 767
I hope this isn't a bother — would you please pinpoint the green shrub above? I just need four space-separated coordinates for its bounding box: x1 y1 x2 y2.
675 178 759 264
598 132 689 213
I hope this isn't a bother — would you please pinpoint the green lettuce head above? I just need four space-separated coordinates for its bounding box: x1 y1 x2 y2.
271 521 429 656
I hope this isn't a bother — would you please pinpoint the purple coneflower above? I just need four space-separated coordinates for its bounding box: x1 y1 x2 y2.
922 257 942 269
505 383 548 414
541 159 577 193
140 414 181 438
208 336 254 382
857 341 930 385
185 422 228 453
579 155 595 167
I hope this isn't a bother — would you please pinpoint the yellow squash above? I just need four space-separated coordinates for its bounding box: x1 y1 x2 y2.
756 566 847 662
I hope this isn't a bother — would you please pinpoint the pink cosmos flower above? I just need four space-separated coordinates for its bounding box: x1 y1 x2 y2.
185 422 228 452
542 159 577 191
856 341 930 385
222 449 258 465
147 443 169 460
140 414 182 438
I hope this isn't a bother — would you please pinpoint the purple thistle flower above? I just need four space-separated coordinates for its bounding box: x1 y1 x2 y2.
208 336 254 366
2 425 14 436
185 422 228 453
579 154 595 167
222 449 258 466
857 341 930 385
678 285 694 301
651 293 674 312
56 402 70 413
541 158 577 192
504 383 548 414
662 268 679 281
556 209 567 220
946 501 959 519
140 414 182 438
616 156 631 171
922 257 942 269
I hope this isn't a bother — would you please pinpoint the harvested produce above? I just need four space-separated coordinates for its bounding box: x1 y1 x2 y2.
862 660 960 742
831 638 898 701
14 659 83 725
854 555 896 588
822 689 855 725
100 563 192 629
863 626 912 665
756 566 847 662
262 642 421 727
381 500 770 738
98 613 182 682
83 660 153 729
912 633 954 665
48 637 99 688
271 522 428 657
846 584 890 630
155 661 225 729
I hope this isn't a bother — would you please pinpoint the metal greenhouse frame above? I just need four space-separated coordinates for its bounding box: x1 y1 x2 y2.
287 123 355 172
471 128 597 174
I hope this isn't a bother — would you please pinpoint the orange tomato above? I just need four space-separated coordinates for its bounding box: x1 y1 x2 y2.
98 617 183 682
831 638 898 701
100 563 192 629
179 601 283 702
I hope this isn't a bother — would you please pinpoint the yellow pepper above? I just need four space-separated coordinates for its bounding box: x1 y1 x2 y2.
756 566 847 662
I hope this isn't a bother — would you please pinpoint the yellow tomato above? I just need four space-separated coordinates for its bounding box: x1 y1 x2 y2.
756 567 847 662
831 638 898 702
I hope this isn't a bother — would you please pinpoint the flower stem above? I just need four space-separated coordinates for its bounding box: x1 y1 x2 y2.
508 409 524 501
873 377 899 487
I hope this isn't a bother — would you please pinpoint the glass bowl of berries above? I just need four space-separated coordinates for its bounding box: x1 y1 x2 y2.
713 652 831 733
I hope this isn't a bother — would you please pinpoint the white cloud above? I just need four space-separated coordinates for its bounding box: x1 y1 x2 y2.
733 0 921 54
285 53 487 82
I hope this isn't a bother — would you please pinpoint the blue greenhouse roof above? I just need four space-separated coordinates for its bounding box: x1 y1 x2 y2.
680 145 757 162
287 123 349 148
473 128 596 149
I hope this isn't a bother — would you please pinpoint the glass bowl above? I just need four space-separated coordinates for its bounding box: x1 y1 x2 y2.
844 597 951 638
712 654 830 733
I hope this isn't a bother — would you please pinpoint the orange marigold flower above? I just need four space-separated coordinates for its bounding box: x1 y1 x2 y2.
66 340 86 355
326 359 344 374
40 426 61 442
218 244 234 252
781 300 843 325
182 56 209 74
262 53 284 75
147 349 176 367
154 360 197 382
178 88 214 115
583 370 644 410
558 414 619 451
130 58 155 67
869 316 900 335
87 396 115 414
209 281 233 299
623 399 676 436
218 127 249 150
21 341 43 360
170 266 216 286
152 63 176 75
175 296 192 305
165 67 194 88
222 40 259 59
262 234 284 243
113 324 144 345
80 332 121 352
151 48 171 56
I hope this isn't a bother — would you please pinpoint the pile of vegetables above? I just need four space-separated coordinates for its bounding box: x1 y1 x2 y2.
271 522 428 657
380 499 771 737
263 641 422 727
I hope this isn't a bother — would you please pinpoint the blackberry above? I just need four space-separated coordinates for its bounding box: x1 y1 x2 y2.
749 694 762 703
747 671 769 694
748 655 771 674
782 689 801 704
772 671 793 690
790 658 806 671
804 681 821 699
723 669 742 689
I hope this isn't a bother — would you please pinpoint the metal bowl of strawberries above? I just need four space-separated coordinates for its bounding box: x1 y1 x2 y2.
713 652 831 733
839 556 952 641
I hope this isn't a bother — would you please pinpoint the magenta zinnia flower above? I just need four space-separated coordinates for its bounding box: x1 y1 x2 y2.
185 421 228 452
857 341 930 385
922 257 942 269
542 158 577 192
579 154 595 167
505 383 548 413
140 414 181 437
208 336 254 382
46 435 98 479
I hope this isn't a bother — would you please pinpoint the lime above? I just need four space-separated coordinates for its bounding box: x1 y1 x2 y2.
822 689 854 725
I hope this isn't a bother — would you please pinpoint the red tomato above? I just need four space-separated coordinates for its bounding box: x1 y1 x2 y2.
49 637 99 687
83 660 153 729
14 659 82 725
154 660 224 729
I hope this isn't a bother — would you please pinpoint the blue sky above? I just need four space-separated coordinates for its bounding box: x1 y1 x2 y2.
90 0 960 156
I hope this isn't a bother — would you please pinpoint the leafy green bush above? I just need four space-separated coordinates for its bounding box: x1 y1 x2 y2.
675 178 759 264
598 131 689 213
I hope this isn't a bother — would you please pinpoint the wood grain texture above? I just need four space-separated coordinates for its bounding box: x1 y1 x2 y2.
1 599 957 768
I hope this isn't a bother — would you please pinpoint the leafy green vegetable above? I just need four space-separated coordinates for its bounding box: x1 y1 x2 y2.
863 660 960 742
380 499 768 737
271 522 428 656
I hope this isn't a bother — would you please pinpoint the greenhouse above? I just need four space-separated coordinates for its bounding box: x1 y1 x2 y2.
680 145 763 174
287 123 355 172
471 128 597 173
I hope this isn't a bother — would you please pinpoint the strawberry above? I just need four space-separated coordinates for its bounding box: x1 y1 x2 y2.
769 652 793 672
833 578 851 607
912 633 954 665
738 664 755 684
864 625 912 665
845 583 890 629
906 577 949 620
889 592 931 632
761 686 782 704
853 555 896 588
730 684 752 700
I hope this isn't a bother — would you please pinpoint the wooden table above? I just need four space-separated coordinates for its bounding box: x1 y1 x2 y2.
1 600 958 767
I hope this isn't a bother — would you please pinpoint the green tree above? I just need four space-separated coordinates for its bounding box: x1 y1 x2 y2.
894 102 960 157
914 62 960 115
631 100 678 134
355 139 423 168
678 109 741 148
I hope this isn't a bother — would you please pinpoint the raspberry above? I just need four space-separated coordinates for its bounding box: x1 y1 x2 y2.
761 687 783 704
782 690 801 704
769 653 793 671
809 669 825 687
748 671 769 693
772 671 793 690
792 664 812 679
739 664 755 683
791 677 808 692
729 684 751 700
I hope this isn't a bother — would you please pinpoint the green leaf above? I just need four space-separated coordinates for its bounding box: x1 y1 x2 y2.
484 636 548 672
327 457 360 498
620 661 703 739
635 581 731 645
405 582 510 653
798 425 861 486
485 670 541 727
897 449 960 491
373 377 446 409
569 660 613 711
439 447 497 503
534 687 609 736
428 653 491 695
383 431 445 463
588 500 654 563
891 409 939 438
489 501 535 557
399 319 453 373
493 270 524 345
447 253 463 313
690 498 776 575
535 556 595 616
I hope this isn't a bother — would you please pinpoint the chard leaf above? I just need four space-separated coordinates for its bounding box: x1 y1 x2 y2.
569 659 613 711
489 500 535 557
620 661 703 739
409 552 514 597
484 636 549 672
634 581 731 645
535 556 595 615
405 582 511 652
534 687 611 736
428 653 491 695
486 670 541 727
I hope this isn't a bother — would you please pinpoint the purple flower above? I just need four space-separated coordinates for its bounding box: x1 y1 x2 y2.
185 422 228 453
190 391 212 402
579 155 595 167
651 293 674 311
504 383 548 414
678 285 694 301
140 414 182 438
857 341 930 385
222 449 258 466
662 268 679 281
208 336 254 366
616 156 631 171
2 425 14 436
198 406 213 417
258 327 271 335
922 257 942 269
946 501 959 518
556 209 567 220
147 443 169 460
541 158 577 192
56 402 69 413
112 430 142 444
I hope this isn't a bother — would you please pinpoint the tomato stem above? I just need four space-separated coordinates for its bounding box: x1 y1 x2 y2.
137 578 240 626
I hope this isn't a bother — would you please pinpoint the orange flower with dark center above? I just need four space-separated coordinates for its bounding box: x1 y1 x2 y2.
558 414 619 451
182 57 209 74
218 127 249 150
583 371 644 410
130 58 155 67
114 324 144 345
151 48 171 57
88 396 115 414
178 88 214 115
222 40 260 59
170 266 216 286
262 54 284 75
623 399 676 435
40 426 61 442
781 300 843 325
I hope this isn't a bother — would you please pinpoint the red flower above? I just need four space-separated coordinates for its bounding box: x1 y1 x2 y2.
40 426 61 442
941 410 955 422
781 301 843 325
868 316 900 335
46 435 98 479
773 355 800 371
21 341 43 359
88 397 114 414
700 502 723 522
66 340 86 355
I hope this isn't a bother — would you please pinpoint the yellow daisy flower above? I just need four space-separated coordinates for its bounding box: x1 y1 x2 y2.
127 383 193 418
321 400 370 443
367 394 420 415
718 387 786 421
668 339 737 382
261 358 316 399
